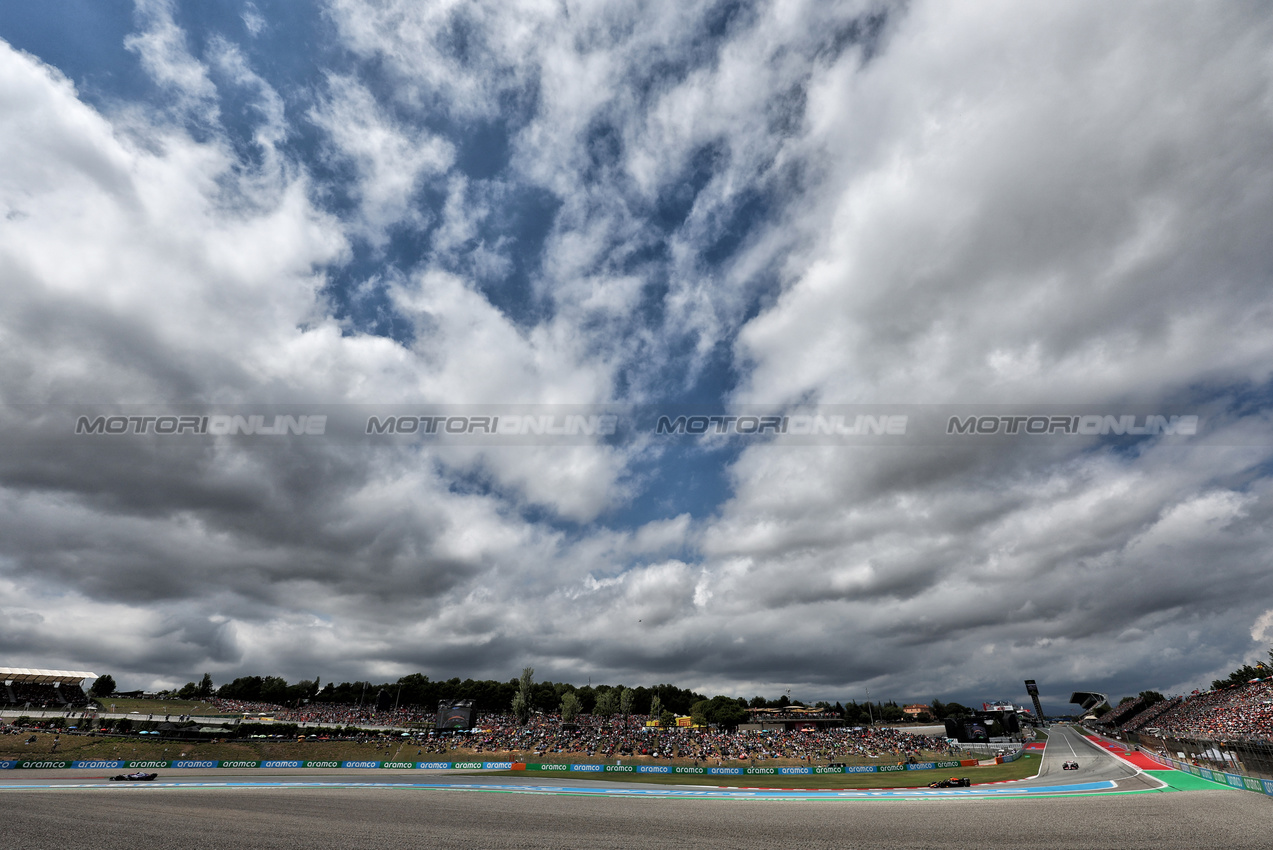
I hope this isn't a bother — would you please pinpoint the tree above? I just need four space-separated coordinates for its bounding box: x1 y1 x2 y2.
696 695 748 729
512 667 534 724
594 688 618 721
197 673 213 700
1211 646 1273 690
660 710 677 728
560 691 582 724
89 675 116 698
259 676 289 706
620 688 635 727
648 694 663 723
218 675 264 701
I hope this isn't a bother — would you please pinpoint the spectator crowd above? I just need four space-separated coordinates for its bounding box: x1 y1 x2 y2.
1098 680 1273 743
408 712 960 765
204 698 962 764
1150 681 1273 741
208 698 433 727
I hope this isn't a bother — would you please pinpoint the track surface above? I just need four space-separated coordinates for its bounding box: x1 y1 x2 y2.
4 726 1270 848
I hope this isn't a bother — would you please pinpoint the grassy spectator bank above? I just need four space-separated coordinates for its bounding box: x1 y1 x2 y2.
2 730 1040 787
0 731 955 766
493 756 1041 788
63 698 233 716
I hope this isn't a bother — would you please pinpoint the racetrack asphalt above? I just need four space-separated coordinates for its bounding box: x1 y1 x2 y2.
4 785 1272 849
4 725 1270 848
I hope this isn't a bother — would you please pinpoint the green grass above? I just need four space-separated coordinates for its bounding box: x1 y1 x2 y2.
83 697 233 716
0 732 1044 790
486 754 1041 789
1 732 438 763
2 730 1042 786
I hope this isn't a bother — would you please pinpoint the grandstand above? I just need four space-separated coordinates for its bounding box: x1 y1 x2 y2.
1069 691 1108 720
743 706 844 732
1147 680 1273 741
1096 696 1145 727
1 668 96 709
1093 680 1273 779
1116 696 1181 733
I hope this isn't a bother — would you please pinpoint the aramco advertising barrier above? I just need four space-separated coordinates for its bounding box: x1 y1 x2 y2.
0 759 980 773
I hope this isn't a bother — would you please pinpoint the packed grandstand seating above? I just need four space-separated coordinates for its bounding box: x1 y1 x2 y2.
1090 679 1273 743
223 680 1273 746
1148 681 1273 742
1097 696 1145 727
420 713 960 763
202 698 961 761
3 682 88 708
208 698 434 727
10 662 1267 748
1114 696 1181 733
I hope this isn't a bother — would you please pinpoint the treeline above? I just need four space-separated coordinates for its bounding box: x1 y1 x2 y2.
97 668 974 725
1095 646 1273 715
211 673 709 717
1210 646 1273 691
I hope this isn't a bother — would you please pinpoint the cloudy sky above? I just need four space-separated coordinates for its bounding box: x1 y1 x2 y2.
2 0 1272 713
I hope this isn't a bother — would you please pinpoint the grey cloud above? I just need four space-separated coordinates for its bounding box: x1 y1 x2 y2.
3 2 1273 710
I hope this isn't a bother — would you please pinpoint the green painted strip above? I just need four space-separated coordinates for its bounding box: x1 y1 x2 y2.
1144 769 1235 792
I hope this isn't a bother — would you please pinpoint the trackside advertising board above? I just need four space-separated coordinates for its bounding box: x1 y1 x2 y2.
0 758 999 776
514 763 951 774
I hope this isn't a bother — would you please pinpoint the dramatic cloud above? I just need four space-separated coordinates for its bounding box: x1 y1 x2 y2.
1 0 1271 713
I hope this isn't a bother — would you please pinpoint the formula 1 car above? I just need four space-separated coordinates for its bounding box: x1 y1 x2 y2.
928 777 971 788
1062 761 1079 770
110 772 158 781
